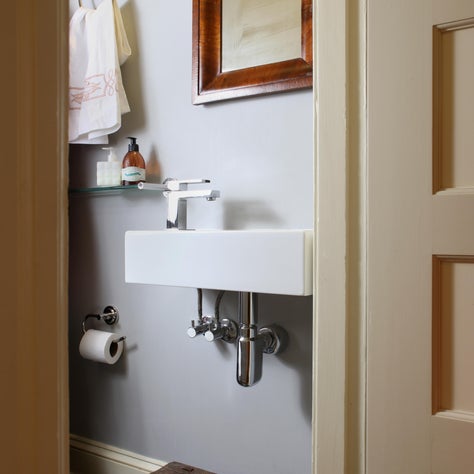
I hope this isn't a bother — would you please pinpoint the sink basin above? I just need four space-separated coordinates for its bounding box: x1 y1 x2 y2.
125 229 313 295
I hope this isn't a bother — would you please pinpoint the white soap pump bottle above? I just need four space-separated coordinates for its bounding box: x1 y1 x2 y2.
97 147 121 186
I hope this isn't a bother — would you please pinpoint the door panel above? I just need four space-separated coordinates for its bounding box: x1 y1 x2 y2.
433 0 474 24
432 415 474 474
433 257 474 413
367 0 474 472
431 2 474 472
434 22 474 191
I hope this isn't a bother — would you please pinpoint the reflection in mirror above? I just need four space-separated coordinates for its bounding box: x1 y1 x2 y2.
222 0 302 72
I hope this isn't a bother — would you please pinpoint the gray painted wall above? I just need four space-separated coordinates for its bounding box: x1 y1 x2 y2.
68 1 313 473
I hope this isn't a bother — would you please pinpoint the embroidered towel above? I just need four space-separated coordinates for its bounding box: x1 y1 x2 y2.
69 0 131 143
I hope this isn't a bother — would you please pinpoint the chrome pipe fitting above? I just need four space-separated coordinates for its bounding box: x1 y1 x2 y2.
237 323 265 387
187 290 237 343
188 316 238 343
187 290 287 386
258 325 284 355
237 293 286 387
187 318 210 338
204 318 238 342
237 292 262 386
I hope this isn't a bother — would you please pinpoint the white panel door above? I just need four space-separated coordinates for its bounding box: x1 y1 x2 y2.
367 0 474 472
431 2 474 471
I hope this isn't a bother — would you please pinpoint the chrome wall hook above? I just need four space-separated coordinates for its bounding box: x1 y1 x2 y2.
82 305 120 334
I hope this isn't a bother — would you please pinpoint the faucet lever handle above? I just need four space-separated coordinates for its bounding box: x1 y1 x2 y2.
163 178 211 191
187 319 209 338
204 318 238 343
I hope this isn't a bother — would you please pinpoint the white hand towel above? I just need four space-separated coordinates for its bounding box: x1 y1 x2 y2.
69 0 131 144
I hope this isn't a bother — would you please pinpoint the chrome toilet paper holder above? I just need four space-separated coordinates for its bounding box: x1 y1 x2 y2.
82 305 125 342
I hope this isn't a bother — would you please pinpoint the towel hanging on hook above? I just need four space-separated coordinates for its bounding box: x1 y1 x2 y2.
69 0 131 143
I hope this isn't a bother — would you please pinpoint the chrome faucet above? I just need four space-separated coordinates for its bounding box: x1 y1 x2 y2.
162 178 220 230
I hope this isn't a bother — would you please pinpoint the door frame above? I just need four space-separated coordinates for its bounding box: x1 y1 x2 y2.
4 0 69 471
10 0 368 471
312 0 367 472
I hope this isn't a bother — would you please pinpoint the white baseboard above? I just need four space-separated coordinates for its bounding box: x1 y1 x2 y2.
70 434 167 474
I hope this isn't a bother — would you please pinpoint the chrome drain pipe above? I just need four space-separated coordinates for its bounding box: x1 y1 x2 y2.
237 292 263 387
237 292 285 387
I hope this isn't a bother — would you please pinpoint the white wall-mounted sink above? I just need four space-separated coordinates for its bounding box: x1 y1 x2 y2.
125 229 313 296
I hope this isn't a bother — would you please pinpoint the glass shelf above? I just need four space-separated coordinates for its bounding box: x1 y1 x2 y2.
69 183 167 194
69 184 139 194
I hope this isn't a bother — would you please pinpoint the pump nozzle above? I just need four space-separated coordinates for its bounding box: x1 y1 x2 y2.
102 147 118 162
127 137 139 152
98 146 121 186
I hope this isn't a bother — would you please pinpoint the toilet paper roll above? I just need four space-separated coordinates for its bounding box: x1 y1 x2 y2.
79 329 124 364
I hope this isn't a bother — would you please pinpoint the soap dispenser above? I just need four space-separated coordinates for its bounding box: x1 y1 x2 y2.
97 147 121 186
122 137 146 185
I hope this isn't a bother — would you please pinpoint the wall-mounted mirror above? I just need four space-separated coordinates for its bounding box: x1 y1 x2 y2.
192 0 313 104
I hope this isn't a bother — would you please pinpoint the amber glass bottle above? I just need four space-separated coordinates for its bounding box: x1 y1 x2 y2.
121 137 146 185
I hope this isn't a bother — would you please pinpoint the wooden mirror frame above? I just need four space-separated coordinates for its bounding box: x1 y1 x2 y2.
192 0 313 104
